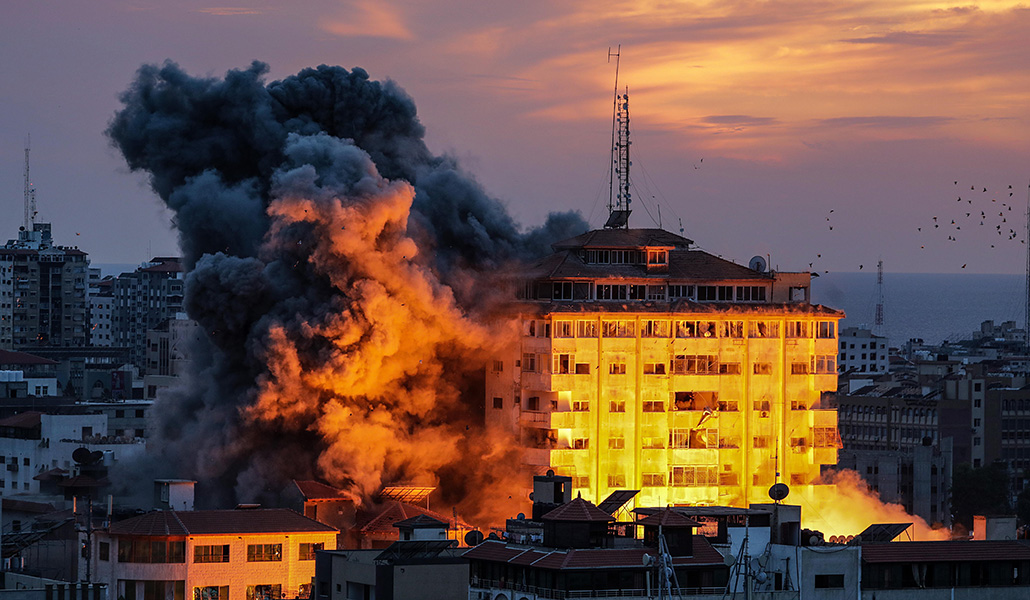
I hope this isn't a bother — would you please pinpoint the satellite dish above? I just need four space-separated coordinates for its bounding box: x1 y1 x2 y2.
749 255 767 273
723 553 736 567
642 554 652 566
464 530 485 546
769 483 790 502
754 571 768 584
90 450 104 464
517 513 526 520
71 447 91 464
487 532 499 540
546 469 555 477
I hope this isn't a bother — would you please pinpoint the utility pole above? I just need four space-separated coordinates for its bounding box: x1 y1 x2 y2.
24 135 36 230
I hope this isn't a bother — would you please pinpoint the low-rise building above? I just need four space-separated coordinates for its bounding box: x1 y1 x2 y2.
93 508 337 600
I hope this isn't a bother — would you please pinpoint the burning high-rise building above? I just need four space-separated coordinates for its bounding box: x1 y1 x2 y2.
486 227 844 508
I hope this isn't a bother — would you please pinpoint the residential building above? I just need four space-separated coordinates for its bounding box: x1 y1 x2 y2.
0 223 90 350
110 258 186 374
488 228 843 508
92 508 337 600
0 411 145 496
838 326 889 374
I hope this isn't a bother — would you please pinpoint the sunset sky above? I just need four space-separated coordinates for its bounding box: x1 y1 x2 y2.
1 1 1029 273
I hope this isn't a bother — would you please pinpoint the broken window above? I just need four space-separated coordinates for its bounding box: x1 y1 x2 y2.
786 321 811 338
749 321 780 338
602 320 635 337
719 321 744 338
577 320 598 337
642 320 670 337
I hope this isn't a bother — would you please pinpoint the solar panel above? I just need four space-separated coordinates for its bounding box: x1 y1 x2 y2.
374 540 456 564
377 486 436 504
856 522 912 543
598 489 639 515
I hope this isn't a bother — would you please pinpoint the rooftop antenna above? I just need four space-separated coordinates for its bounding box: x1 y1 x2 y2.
605 46 632 229
24 135 37 230
874 259 885 336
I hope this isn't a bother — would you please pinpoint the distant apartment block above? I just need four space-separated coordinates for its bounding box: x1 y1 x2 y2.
838 327 888 374
0 223 90 349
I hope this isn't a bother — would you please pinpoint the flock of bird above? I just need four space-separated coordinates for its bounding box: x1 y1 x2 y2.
808 181 1028 274
917 181 1029 268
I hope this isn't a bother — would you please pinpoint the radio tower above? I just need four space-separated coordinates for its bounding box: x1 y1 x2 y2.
605 46 632 229
874 259 885 336
1025 181 1030 355
23 135 36 230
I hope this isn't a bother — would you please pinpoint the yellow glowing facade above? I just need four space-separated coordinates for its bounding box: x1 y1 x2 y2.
487 228 843 508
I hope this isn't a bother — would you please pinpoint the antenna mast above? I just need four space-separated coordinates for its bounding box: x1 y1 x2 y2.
1025 180 1030 356
874 259 885 336
24 135 36 230
605 46 632 229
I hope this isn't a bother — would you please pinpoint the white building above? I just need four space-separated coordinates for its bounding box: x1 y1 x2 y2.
838 327 889 374
0 411 145 496
93 508 337 600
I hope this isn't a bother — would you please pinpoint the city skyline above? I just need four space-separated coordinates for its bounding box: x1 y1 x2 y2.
2 1 1030 273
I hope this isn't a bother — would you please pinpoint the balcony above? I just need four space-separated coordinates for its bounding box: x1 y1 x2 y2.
470 577 724 599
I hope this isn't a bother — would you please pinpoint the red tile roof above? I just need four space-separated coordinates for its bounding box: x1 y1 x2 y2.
638 509 701 529
464 536 726 569
0 350 57 365
861 541 1030 563
0 412 42 429
540 498 614 523
552 229 693 251
357 502 456 534
108 508 337 536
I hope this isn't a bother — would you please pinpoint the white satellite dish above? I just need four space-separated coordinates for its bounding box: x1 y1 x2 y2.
749 255 767 272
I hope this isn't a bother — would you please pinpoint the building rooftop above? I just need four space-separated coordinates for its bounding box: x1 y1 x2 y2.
0 412 43 429
861 540 1030 563
293 479 358 502
0 350 58 366
637 510 701 529
551 228 694 251
464 537 725 569
357 501 458 535
540 497 614 523
108 508 337 536
527 245 771 282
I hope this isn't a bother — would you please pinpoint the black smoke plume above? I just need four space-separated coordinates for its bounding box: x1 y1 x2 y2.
107 61 586 518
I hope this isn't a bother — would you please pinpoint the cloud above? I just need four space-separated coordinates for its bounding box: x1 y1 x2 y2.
843 31 964 46
196 7 265 16
818 116 954 129
702 115 778 126
320 1 413 40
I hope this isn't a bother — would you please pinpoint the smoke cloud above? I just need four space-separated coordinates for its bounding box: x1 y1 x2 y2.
107 61 586 522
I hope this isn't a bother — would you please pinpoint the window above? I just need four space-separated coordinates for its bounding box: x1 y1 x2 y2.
696 286 717 301
609 363 627 375
609 437 625 449
609 400 625 412
816 322 835 338
527 396 541 411
575 363 590 374
642 473 665 486
749 321 779 338
674 391 718 411
553 353 573 374
719 321 744 338
753 363 772 375
246 585 282 600
647 249 668 265
642 401 665 412
668 285 693 299
736 286 766 301
719 362 741 374
814 575 844 589
642 436 665 449
491 360 503 372
791 362 810 375
554 321 573 338
195 587 228 600
99 541 110 561
597 284 627 300
641 320 670 337
647 285 667 300
813 355 836 374
492 397 503 409
786 321 810 338
669 466 718 487
644 362 666 375
676 320 717 338
577 321 598 337
602 320 635 337
551 281 575 300
194 545 229 563
247 544 282 562
607 474 627 487
629 285 647 300
814 428 838 448
522 353 537 373
118 540 186 563
718 399 739 412
671 355 718 374
573 438 589 449
299 543 323 560
572 400 589 412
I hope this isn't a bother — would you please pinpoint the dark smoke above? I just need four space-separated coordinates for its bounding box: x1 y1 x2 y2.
106 61 586 517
